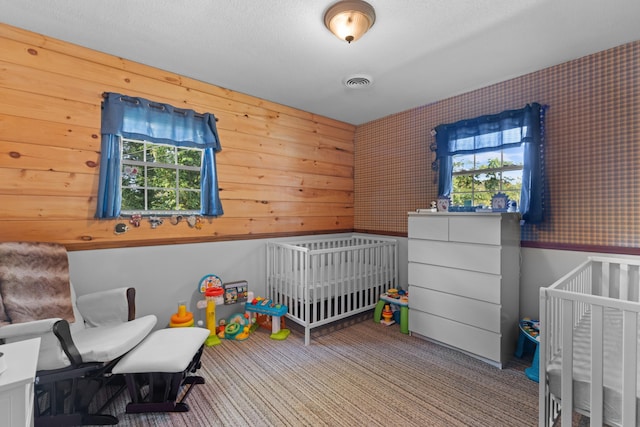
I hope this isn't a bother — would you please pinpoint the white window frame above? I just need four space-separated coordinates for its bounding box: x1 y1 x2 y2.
120 137 203 215
451 146 524 206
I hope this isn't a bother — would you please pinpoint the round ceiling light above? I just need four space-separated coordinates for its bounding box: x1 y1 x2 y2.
324 0 376 44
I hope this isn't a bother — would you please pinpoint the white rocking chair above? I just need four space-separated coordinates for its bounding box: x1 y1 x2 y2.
0 242 157 426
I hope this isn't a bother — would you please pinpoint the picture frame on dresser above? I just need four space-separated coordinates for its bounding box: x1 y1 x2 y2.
436 196 450 212
490 192 509 212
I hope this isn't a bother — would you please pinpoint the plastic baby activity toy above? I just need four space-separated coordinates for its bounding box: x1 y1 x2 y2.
178 275 290 345
245 297 290 340
198 274 224 346
169 302 194 328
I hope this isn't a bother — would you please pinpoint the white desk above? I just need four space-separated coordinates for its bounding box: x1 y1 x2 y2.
0 338 41 427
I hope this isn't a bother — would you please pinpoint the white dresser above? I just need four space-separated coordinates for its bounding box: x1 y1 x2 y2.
407 212 520 367
0 338 40 427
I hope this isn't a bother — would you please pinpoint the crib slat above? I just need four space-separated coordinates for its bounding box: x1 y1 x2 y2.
621 310 637 427
357 247 363 309
620 263 629 301
539 286 549 427
316 252 323 323
561 299 574 427
590 305 604 427
634 266 640 303
301 248 308 327
601 262 610 298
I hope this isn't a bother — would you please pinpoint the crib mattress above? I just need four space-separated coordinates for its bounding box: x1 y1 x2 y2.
547 307 640 426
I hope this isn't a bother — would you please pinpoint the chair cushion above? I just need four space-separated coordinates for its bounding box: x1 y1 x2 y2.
112 327 209 374
0 242 75 324
72 314 157 363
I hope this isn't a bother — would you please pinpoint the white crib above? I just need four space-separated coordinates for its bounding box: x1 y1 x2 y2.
539 256 640 427
266 234 398 345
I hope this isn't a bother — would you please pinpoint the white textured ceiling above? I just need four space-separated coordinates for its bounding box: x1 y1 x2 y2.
2 0 640 125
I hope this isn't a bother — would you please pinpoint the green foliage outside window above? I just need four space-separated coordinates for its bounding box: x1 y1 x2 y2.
121 139 202 212
451 146 523 207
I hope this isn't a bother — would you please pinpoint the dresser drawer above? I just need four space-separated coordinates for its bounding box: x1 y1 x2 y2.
408 262 501 304
409 286 500 333
448 215 501 245
408 239 501 274
409 310 502 363
408 215 449 241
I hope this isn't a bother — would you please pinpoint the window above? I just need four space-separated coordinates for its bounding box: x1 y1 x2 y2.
433 103 546 223
120 138 203 214
451 143 524 207
96 92 223 219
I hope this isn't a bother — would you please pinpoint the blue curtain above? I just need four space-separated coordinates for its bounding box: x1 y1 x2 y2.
434 103 546 223
96 92 224 218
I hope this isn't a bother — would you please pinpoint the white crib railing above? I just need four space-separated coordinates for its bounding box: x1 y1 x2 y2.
539 256 640 427
267 234 398 345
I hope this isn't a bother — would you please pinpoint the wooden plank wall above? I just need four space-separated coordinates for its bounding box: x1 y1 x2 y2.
0 24 355 250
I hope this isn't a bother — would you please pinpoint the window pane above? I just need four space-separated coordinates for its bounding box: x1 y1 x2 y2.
179 170 201 189
147 167 176 187
449 132 525 208
474 173 489 192
122 140 144 161
148 189 177 210
475 152 501 170
452 154 474 172
122 165 144 187
502 170 522 189
503 170 522 204
178 148 202 167
477 171 502 192
503 145 524 167
120 138 203 214
179 190 201 210
147 145 175 164
453 174 473 193
474 192 492 207
121 188 145 211
451 193 472 206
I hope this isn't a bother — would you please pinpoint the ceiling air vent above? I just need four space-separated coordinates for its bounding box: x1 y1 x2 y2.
344 74 373 89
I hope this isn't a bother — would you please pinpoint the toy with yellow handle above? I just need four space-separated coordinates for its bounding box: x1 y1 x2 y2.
204 286 224 346
198 274 224 347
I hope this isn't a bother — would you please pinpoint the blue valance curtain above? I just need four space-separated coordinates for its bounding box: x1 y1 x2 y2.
96 92 224 218
434 103 546 223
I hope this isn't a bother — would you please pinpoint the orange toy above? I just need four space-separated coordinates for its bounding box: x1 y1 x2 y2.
170 303 194 327
381 304 393 323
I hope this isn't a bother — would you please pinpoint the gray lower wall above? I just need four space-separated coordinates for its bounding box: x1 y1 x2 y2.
68 234 350 329
67 234 640 332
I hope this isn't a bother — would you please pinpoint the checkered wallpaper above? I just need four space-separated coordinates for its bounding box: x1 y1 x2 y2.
355 41 640 251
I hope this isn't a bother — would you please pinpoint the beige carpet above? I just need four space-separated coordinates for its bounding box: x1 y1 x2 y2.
103 315 540 426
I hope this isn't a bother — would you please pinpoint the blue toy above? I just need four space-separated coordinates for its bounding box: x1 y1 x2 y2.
245 297 290 340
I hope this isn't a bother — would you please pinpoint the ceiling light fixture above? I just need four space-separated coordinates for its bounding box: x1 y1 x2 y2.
324 0 376 44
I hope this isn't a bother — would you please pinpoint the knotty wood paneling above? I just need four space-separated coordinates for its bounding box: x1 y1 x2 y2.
0 23 355 250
